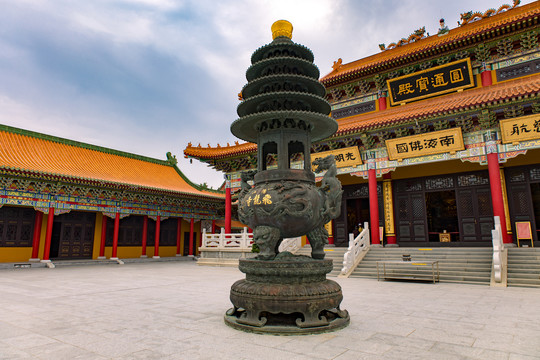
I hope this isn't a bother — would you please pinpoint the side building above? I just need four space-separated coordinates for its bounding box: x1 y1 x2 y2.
0 125 224 263
185 1 540 248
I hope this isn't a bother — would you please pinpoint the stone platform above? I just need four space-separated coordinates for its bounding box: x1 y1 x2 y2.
1 262 540 359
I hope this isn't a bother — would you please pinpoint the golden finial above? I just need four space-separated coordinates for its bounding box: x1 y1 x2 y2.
271 20 293 40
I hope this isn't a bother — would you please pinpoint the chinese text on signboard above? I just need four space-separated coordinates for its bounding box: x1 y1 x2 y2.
311 146 362 170
500 114 540 144
386 128 465 161
387 58 474 106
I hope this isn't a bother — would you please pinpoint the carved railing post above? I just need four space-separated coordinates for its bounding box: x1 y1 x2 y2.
491 216 507 286
340 222 371 277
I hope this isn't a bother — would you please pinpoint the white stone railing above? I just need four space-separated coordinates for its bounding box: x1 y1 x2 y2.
340 222 370 277
200 227 253 251
279 237 302 254
491 216 504 284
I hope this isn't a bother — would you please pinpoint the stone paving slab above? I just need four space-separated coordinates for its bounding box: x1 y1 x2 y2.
0 262 539 359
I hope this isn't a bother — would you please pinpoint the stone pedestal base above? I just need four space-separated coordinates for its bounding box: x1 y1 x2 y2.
224 256 349 335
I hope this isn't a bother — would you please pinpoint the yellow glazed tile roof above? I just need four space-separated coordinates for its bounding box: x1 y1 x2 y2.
0 127 224 199
321 1 540 85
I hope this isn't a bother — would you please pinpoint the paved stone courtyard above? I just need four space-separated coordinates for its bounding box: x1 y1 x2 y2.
0 261 539 359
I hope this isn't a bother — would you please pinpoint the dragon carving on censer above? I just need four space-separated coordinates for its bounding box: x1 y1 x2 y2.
238 155 342 261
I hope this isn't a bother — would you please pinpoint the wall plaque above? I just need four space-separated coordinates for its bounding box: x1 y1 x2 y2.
312 146 362 169
387 58 474 106
500 114 540 144
386 128 465 161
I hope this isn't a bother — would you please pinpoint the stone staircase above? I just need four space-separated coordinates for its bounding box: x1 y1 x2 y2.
294 245 347 276
349 247 492 285
507 247 540 288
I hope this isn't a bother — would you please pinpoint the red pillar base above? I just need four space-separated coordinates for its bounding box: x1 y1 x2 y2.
385 235 398 247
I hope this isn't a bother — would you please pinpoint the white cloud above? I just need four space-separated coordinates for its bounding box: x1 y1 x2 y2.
0 0 536 189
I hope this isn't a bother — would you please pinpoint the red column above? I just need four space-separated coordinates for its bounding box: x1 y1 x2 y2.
211 220 216 233
378 94 387 111
487 153 510 244
225 185 232 234
153 215 161 258
480 63 492 87
42 207 54 261
111 212 120 259
189 218 194 256
141 215 148 257
30 211 43 260
176 218 182 256
368 167 381 246
98 215 107 259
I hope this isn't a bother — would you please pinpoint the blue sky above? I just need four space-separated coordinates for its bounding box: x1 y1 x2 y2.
0 0 534 188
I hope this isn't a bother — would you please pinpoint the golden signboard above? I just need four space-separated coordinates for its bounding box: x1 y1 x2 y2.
387 58 475 106
500 114 540 144
386 128 465 161
311 146 362 169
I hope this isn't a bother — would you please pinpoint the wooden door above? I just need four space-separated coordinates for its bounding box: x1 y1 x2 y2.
53 211 96 259
396 193 427 244
456 188 493 243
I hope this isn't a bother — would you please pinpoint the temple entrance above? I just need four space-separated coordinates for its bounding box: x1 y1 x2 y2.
532 183 540 242
506 165 540 244
50 211 95 259
395 171 493 246
333 183 383 246
426 190 458 242
346 198 369 238
456 188 493 243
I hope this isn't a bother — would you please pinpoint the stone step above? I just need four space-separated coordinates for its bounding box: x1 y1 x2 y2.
350 272 490 284
366 248 492 253
350 247 492 285
360 258 492 264
52 259 119 267
506 248 540 288
507 278 540 287
507 264 540 270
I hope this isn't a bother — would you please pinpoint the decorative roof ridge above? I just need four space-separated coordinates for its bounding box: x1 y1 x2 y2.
0 123 172 167
170 163 225 195
321 1 539 84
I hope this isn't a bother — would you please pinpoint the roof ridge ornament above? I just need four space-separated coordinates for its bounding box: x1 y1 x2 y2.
332 58 343 72
379 26 428 51
458 0 520 26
